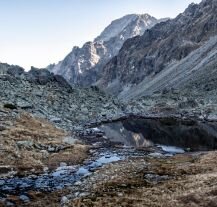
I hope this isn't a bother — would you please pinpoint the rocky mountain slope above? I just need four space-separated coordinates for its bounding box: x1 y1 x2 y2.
97 0 217 101
49 14 164 86
0 64 122 131
2 0 217 128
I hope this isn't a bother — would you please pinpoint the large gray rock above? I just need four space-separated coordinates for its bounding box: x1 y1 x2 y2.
7 66 24 77
26 67 53 84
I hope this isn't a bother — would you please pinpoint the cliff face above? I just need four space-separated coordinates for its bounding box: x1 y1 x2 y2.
49 14 163 86
97 0 217 99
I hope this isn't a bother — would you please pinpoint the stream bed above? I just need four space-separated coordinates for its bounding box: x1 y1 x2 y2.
1 117 217 204
0 149 122 198
0 145 184 201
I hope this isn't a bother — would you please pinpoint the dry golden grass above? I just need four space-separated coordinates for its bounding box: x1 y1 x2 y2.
3 150 216 207
47 145 88 170
68 152 217 207
7 113 67 142
0 112 88 175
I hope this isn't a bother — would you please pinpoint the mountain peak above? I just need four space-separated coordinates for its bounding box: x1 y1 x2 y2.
96 0 217 100
94 14 157 42
50 13 163 86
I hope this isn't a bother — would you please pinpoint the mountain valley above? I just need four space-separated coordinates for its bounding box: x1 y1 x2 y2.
1 0 217 206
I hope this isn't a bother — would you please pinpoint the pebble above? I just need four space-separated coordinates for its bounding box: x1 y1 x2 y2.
0 180 5 186
61 196 69 204
76 167 89 176
74 181 82 186
19 195 30 203
148 152 164 158
6 201 15 207
79 192 90 197
60 162 67 167
48 147 56 152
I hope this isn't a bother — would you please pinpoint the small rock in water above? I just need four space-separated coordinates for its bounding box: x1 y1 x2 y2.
48 146 56 153
148 152 164 158
0 180 5 186
5 201 15 207
60 162 67 167
159 145 185 154
77 167 89 176
74 181 82 186
19 195 30 203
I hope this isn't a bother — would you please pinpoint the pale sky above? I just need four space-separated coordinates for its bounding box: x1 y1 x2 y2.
0 0 201 70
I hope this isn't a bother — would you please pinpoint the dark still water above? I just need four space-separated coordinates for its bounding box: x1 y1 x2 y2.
100 118 217 151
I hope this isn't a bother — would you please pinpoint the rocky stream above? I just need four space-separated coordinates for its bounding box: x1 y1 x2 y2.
1 117 217 206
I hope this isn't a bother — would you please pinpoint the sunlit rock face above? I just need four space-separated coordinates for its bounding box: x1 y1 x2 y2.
100 118 217 151
49 14 164 86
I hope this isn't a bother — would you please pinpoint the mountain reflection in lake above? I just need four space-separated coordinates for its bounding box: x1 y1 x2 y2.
100 118 217 151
